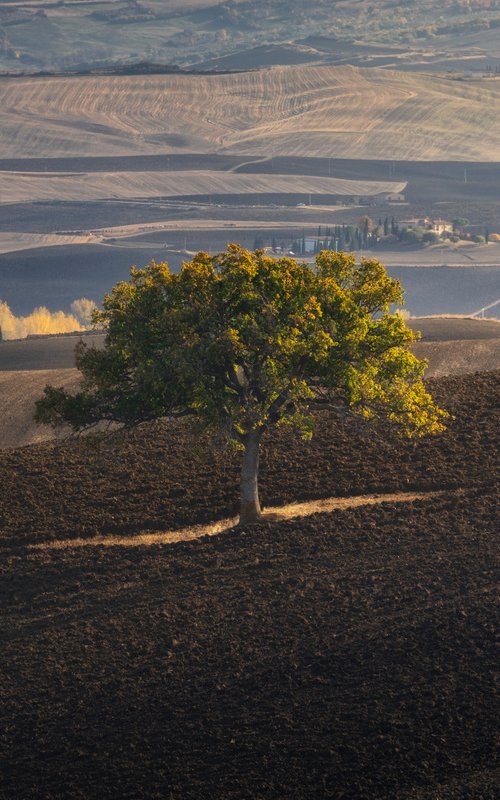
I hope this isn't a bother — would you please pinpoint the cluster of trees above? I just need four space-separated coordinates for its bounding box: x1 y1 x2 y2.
290 218 399 255
91 1 155 24
447 218 492 244
36 246 446 526
285 217 494 255
381 217 492 246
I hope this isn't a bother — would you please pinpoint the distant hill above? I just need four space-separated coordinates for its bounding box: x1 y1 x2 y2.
1 0 500 74
2 65 500 161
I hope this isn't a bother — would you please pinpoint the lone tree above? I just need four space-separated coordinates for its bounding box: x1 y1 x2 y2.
35 246 446 524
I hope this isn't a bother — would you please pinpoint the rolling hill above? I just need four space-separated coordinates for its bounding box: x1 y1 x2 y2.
0 170 406 205
1 368 498 798
2 0 500 73
1 66 500 161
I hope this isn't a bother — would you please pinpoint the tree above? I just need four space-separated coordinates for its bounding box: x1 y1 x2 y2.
422 231 441 244
35 246 446 525
452 218 469 237
400 227 425 244
358 215 374 246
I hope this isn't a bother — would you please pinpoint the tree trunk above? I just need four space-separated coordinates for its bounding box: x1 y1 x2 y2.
239 429 263 525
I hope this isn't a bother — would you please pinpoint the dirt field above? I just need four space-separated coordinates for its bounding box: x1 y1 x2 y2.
0 370 497 543
1 371 498 799
0 368 80 448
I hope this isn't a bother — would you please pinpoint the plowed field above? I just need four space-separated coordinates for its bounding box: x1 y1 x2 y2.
1 371 498 799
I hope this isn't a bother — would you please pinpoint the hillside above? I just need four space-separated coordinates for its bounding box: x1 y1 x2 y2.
1 319 499 450
1 370 498 798
0 370 497 543
2 66 500 161
0 170 405 205
2 0 500 73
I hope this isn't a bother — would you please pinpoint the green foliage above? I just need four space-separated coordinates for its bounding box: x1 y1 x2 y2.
422 231 441 244
400 227 425 243
36 246 446 445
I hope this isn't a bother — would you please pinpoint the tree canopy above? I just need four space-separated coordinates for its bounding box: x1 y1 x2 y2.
36 245 447 524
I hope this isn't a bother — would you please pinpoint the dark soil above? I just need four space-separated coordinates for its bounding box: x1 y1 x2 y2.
0 371 498 547
1 371 498 799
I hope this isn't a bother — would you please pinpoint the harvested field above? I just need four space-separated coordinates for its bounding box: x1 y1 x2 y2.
0 333 103 371
1 371 498 799
411 317 500 341
1 66 500 160
412 338 500 377
0 231 97 255
0 170 405 205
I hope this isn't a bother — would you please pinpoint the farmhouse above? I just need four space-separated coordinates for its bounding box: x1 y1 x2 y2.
399 217 453 234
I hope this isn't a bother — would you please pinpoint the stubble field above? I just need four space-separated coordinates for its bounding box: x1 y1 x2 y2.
0 170 405 206
2 66 500 161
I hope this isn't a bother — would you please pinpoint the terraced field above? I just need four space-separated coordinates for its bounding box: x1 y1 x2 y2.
1 66 500 160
